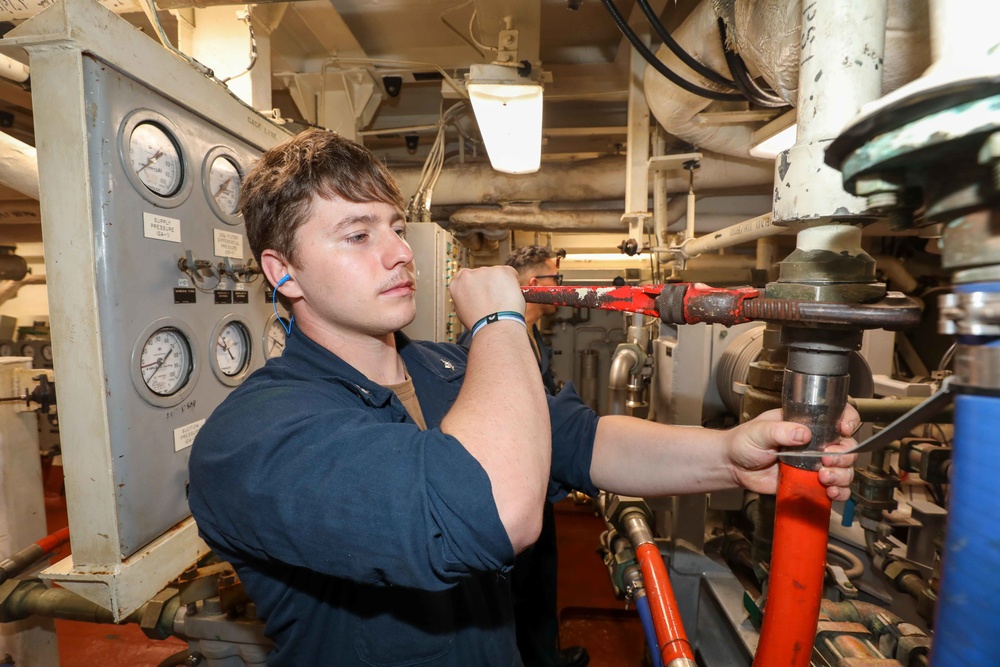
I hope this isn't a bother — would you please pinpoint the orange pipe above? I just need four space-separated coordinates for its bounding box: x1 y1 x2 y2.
635 542 694 664
752 463 831 667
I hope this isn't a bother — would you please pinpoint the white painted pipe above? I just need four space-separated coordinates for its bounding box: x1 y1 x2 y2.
0 54 29 84
0 132 39 201
679 213 782 258
685 188 696 241
773 0 887 225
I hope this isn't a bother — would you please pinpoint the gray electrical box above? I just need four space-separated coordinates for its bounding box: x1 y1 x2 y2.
402 222 464 343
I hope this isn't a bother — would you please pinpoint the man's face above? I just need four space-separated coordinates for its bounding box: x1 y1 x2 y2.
287 195 416 340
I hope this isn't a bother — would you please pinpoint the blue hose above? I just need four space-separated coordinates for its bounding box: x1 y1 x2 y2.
930 331 1000 665
636 593 665 667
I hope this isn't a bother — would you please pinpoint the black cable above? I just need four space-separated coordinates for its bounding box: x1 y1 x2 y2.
717 18 788 108
635 0 737 89
600 0 745 102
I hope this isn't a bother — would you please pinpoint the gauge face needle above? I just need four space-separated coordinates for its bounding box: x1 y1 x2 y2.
269 336 285 350
214 177 233 197
218 338 235 359
137 149 164 173
146 347 173 378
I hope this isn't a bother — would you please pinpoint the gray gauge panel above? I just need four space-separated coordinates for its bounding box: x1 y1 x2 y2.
85 55 273 557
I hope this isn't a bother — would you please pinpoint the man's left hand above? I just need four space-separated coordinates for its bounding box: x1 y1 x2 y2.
725 406 860 501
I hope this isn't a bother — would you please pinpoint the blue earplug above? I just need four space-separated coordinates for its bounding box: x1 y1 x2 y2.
273 274 293 335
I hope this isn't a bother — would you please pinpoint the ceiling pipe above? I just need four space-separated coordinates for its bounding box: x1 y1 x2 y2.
643 0 930 159
0 132 39 201
392 154 773 207
449 205 625 232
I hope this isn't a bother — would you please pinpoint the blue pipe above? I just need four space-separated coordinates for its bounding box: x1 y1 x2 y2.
636 593 665 667
930 301 1000 666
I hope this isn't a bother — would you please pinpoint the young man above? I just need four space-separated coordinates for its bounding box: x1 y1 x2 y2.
188 129 859 667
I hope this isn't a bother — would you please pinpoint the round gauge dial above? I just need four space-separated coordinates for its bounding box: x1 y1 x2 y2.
19 343 36 359
209 156 242 216
139 327 193 396
215 321 251 377
129 122 183 197
0 343 12 356
41 343 53 361
263 314 288 359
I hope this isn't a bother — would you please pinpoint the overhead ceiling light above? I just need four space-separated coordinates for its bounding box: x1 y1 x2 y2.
749 109 797 159
467 63 543 174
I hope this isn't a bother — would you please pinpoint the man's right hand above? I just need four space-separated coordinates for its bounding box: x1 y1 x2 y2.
449 266 526 330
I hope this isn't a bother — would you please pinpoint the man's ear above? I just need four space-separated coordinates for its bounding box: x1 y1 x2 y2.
527 275 539 287
260 250 302 298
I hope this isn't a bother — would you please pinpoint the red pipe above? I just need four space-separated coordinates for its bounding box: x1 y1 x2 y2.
36 527 70 554
0 527 71 584
635 542 695 664
752 463 831 667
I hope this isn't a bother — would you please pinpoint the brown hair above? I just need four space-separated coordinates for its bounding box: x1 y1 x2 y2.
240 128 405 271
505 245 556 281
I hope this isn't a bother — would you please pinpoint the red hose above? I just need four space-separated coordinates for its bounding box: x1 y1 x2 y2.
752 463 831 667
635 542 694 664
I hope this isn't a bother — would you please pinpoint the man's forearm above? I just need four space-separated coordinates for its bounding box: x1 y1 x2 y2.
441 321 551 550
589 416 738 496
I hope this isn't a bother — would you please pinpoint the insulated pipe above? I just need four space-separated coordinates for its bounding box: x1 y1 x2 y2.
621 512 695 667
450 206 626 232
753 464 832 667
392 155 773 207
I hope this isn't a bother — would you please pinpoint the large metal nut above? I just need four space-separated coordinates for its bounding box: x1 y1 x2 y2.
883 559 920 584
603 494 651 529
138 588 180 640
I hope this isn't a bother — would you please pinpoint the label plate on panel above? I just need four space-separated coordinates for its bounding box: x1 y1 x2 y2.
173 418 206 451
143 212 181 242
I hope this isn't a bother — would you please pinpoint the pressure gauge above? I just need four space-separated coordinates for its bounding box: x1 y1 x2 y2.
211 317 253 386
0 342 12 356
263 313 288 359
19 343 36 359
139 327 193 397
131 319 200 407
40 343 53 362
209 155 242 216
129 122 183 197
119 111 191 208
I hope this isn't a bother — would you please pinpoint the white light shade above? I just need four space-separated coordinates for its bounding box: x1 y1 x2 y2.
749 109 797 159
749 122 797 159
468 82 543 174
